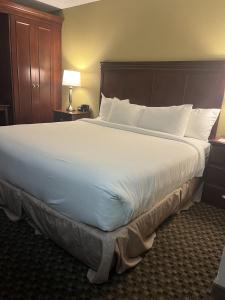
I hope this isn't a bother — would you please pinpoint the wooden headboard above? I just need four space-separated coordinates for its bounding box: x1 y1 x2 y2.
100 61 225 138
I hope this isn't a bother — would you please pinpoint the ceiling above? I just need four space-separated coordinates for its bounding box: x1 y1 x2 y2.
14 0 59 12
14 0 101 12
35 0 101 9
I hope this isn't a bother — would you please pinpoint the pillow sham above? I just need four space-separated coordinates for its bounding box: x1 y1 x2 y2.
99 94 129 120
138 105 193 136
107 101 145 126
185 108 220 141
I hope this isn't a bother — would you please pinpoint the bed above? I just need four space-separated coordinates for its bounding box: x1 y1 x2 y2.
0 61 225 283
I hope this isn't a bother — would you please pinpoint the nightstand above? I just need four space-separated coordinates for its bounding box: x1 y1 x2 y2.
53 109 91 122
212 246 225 300
202 138 225 209
0 105 10 125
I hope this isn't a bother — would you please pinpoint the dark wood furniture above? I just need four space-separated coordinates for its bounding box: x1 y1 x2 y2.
0 104 10 125
202 138 225 209
53 109 91 122
213 281 225 300
212 247 225 300
100 61 225 139
0 1 63 125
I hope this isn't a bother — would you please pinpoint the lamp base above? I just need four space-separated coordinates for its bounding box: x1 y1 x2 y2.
67 87 75 112
66 104 75 112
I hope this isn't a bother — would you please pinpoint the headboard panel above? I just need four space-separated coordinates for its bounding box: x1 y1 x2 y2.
100 61 225 138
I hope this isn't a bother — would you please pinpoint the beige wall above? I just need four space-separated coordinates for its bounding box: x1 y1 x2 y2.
62 0 225 136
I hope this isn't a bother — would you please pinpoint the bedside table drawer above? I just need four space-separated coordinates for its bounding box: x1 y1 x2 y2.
210 145 225 168
54 111 72 122
203 184 225 209
74 113 90 120
207 165 225 189
53 110 91 122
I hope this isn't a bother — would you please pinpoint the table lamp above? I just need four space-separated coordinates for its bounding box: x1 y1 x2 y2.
62 70 81 112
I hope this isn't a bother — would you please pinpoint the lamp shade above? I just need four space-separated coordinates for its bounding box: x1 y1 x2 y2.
62 70 81 87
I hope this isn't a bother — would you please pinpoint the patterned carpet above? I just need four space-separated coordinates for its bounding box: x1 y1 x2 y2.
0 202 225 300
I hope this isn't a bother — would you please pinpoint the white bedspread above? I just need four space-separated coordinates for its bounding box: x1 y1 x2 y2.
0 119 209 231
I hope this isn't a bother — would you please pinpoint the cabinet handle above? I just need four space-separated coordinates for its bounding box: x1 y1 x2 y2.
32 83 36 88
222 195 225 199
36 83 40 88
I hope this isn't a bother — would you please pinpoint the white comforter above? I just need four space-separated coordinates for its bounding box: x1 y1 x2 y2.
0 119 209 231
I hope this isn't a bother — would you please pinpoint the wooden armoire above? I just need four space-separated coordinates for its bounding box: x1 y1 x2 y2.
0 0 63 125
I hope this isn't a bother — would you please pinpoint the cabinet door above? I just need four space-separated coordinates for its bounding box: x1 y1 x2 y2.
10 16 61 124
10 16 36 124
36 23 54 123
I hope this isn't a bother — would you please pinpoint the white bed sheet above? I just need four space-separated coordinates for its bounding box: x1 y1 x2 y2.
0 119 209 231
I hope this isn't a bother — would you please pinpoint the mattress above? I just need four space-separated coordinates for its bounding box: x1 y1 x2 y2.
0 119 209 231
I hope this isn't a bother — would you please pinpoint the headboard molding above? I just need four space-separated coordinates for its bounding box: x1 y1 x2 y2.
100 60 225 138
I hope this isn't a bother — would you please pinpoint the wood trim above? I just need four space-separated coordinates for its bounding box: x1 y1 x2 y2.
101 60 225 71
0 13 12 107
0 0 63 25
9 14 18 124
52 25 62 109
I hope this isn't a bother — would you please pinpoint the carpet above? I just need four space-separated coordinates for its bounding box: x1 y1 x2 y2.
0 202 225 300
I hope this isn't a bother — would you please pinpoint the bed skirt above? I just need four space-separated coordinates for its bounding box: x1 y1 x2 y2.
0 178 200 284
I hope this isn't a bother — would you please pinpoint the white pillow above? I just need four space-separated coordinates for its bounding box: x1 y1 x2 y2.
138 105 193 136
107 101 145 126
99 94 129 120
185 108 220 141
